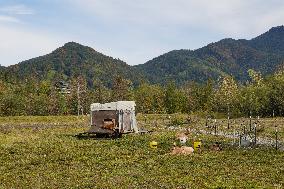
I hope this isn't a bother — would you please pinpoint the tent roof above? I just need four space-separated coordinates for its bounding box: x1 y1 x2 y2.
91 101 136 111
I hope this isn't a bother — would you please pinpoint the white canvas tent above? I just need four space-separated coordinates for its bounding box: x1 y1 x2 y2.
89 101 138 136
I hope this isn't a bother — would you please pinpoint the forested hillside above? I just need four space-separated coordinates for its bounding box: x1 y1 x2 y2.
4 42 144 87
1 26 284 117
0 65 5 73
1 26 284 86
1 68 284 117
248 25 284 54
136 26 284 85
134 50 227 84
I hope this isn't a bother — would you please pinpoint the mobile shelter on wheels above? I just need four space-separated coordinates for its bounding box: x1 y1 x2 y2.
87 101 138 138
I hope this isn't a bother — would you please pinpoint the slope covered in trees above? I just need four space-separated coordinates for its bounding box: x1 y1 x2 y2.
1 26 284 117
248 25 284 54
134 50 227 85
0 66 7 81
1 26 284 86
1 69 284 117
4 42 144 87
135 26 284 85
0 65 5 74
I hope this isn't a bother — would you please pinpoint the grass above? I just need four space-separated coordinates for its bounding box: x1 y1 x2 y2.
0 115 88 124
0 115 283 188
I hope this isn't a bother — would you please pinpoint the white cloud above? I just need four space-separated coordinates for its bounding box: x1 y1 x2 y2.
1 1 284 66
0 24 65 66
0 5 34 15
67 0 284 65
72 0 284 38
0 15 19 23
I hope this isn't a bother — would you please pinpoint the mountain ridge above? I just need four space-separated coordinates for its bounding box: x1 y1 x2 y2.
135 25 284 85
2 26 284 86
4 41 144 87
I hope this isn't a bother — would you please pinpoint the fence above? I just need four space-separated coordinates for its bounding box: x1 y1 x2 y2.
137 114 284 151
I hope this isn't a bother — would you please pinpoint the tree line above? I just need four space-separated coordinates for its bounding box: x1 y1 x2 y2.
1 69 284 117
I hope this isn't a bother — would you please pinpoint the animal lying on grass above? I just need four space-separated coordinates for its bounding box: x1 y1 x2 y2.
171 146 194 155
172 129 194 155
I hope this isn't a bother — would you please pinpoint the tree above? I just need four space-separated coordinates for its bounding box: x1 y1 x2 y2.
239 70 270 116
92 79 111 104
184 80 214 113
0 92 26 116
164 82 187 114
265 71 284 116
248 69 263 85
135 83 165 113
134 83 153 113
112 75 133 101
214 76 240 116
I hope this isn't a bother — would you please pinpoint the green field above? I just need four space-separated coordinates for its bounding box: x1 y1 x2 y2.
0 115 283 188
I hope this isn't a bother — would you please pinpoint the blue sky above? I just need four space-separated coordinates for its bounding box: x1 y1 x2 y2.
0 0 284 66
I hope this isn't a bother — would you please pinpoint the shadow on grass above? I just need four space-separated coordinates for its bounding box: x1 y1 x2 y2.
71 132 118 140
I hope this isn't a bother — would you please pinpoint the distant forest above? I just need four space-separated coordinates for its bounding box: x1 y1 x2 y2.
1 26 284 117
1 68 284 118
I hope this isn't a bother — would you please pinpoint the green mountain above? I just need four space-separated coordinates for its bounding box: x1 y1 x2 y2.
0 65 4 71
248 26 284 54
5 42 143 87
134 49 226 84
1 26 284 87
0 65 6 80
135 26 284 85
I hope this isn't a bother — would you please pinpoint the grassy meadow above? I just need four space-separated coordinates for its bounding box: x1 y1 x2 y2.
0 115 283 188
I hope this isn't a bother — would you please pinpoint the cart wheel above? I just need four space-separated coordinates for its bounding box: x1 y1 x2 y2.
113 130 122 139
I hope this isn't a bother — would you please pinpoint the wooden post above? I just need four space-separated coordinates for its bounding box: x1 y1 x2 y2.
254 122 257 146
227 116 230 129
77 83 80 117
249 115 252 132
227 104 230 129
275 126 278 150
214 119 217 135
243 124 246 140
239 131 242 147
233 125 236 145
